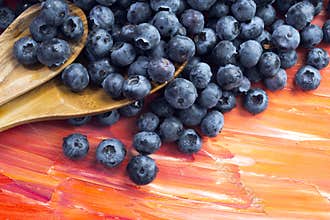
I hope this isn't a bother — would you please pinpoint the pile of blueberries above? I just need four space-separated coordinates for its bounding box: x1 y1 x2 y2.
6 0 330 185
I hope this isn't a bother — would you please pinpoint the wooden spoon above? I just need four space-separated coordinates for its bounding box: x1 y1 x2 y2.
0 3 88 106
0 64 186 132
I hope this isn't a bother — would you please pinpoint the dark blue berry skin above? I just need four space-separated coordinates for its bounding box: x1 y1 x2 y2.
86 29 113 59
68 116 92 126
120 24 136 43
150 97 174 118
97 110 120 126
181 9 204 35
264 68 287 92
274 0 295 14
239 40 263 68
89 5 114 31
151 11 179 38
216 16 240 41
278 50 297 69
285 1 315 31
258 52 281 78
252 0 275 7
96 139 126 167
96 0 117 6
110 42 136 67
178 129 202 154
133 131 161 155
41 0 69 26
189 62 212 89
37 38 71 67
148 58 175 83
209 2 229 18
150 0 180 13
271 19 285 33
73 0 97 11
13 37 38 65
200 111 224 137
177 0 187 14
217 64 243 90
198 83 222 109
88 59 116 87
211 41 237 66
234 76 251 94
61 16 84 41
63 133 89 160
295 65 321 91
322 20 330 43
240 16 264 40
149 40 168 59
30 16 58 42
310 0 323 15
164 78 198 109
187 0 216 11
123 75 151 100
0 7 15 30
256 4 276 26
243 88 268 114
301 24 323 48
137 112 160 132
178 104 207 126
62 63 90 92
306 48 330 70
119 100 144 117
182 56 200 76
244 67 262 83
272 25 300 51
102 73 125 99
255 30 271 50
127 155 158 185
168 35 196 63
194 28 217 56
215 91 236 113
128 56 149 77
159 117 184 142
175 24 188 36
231 0 256 22
134 23 161 51
127 2 152 25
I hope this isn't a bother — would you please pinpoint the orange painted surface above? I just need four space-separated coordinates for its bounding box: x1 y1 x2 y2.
0 1 330 219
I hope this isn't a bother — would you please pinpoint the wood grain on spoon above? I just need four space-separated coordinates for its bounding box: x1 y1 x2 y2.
0 3 88 106
0 63 186 132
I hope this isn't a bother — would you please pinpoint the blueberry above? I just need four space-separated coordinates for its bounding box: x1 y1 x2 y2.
209 2 229 18
285 1 315 30
200 111 224 137
243 88 268 114
89 5 114 31
133 131 161 155
301 24 323 48
63 133 89 160
306 48 330 70
217 64 243 90
150 97 174 118
30 16 58 42
187 0 216 11
96 138 126 167
274 0 295 14
113 9 126 26
119 100 144 117
123 75 151 100
231 0 256 22
178 104 207 126
97 110 120 126
194 28 217 56
73 0 97 11
13 37 38 65
215 91 236 113
278 50 297 69
68 116 92 126
272 25 300 51
256 4 276 26
198 83 222 109
189 62 212 89
216 16 240 41
322 20 330 43
295 65 321 91
309 0 323 15
234 76 251 94
119 24 136 43
127 2 152 25
177 0 187 14
152 11 180 38
255 30 271 50
244 67 262 83
134 23 161 51
41 0 69 26
148 58 175 83
270 19 285 33
264 68 287 91
127 155 158 185
88 59 116 87
164 78 197 109
96 0 117 6
182 56 200 76
168 35 196 63
37 38 71 67
258 52 281 78
181 9 204 35
61 16 84 41
178 129 202 154
149 40 168 59
61 63 90 92
0 7 14 30
110 42 136 67
128 56 149 77
211 41 237 66
240 16 264 40
137 112 160 132
86 29 113 59
102 73 125 99
150 0 180 13
159 117 183 142
239 40 262 68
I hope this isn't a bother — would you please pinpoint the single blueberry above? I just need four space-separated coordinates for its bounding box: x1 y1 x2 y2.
134 23 161 51
86 29 113 59
122 75 151 100
211 41 237 66
231 0 256 22
168 35 196 63
148 58 175 83
198 83 222 109
133 131 161 155
96 110 120 126
181 9 204 35
189 62 212 89
127 2 152 24
152 11 180 38
258 52 281 78
13 37 39 65
272 25 300 51
243 88 268 114
61 63 90 92
110 42 136 67
61 15 84 41
102 73 125 99
215 91 236 113
89 5 114 31
127 155 158 185
159 117 184 142
240 16 264 40
178 129 202 154
239 40 263 68
41 0 69 26
286 1 315 30
200 111 224 137
264 68 287 91
306 48 330 70
194 28 217 56
278 50 298 69
216 64 243 90
37 38 71 67
96 139 126 167
30 16 58 42
137 112 160 132
216 16 240 41
301 24 323 48
295 65 321 91
256 4 276 26
88 59 116 87
63 133 89 160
